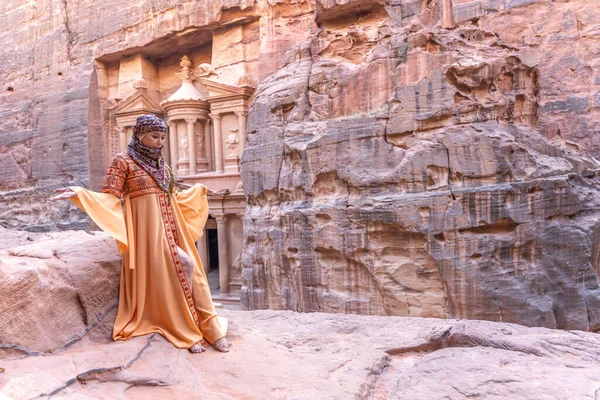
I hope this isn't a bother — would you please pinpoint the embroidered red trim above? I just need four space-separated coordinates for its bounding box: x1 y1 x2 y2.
102 154 164 199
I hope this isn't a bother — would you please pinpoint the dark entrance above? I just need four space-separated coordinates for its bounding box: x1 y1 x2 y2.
207 228 220 295
208 228 219 271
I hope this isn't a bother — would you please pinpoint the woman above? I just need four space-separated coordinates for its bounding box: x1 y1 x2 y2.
52 114 230 354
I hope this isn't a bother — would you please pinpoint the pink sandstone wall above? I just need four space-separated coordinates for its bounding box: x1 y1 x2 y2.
2 0 600 329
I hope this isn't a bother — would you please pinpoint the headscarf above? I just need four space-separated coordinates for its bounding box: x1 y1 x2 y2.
126 114 174 196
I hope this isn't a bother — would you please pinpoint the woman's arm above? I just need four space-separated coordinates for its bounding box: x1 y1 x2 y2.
48 155 128 252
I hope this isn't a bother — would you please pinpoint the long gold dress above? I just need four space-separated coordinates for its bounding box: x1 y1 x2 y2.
69 153 226 348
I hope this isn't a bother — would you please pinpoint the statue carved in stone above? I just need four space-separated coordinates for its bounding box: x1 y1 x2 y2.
232 252 242 274
225 130 239 156
198 63 218 78
196 131 205 157
180 136 189 160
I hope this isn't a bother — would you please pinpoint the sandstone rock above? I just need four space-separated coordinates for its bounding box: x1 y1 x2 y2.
240 0 600 331
2 309 600 399
0 0 311 230
2 0 600 332
0 229 120 354
0 227 599 399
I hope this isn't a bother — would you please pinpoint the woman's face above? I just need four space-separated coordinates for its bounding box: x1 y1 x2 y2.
140 131 166 149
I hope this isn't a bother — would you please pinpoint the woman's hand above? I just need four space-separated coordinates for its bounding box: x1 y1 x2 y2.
50 188 77 201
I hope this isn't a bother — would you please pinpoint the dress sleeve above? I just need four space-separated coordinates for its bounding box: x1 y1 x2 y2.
67 155 129 253
174 184 209 242
102 155 128 198
69 187 128 253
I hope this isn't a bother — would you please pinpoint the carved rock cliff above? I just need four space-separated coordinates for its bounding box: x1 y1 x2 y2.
2 230 600 399
2 0 600 329
240 0 600 330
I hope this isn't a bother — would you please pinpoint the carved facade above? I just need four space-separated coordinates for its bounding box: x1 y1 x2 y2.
100 40 255 305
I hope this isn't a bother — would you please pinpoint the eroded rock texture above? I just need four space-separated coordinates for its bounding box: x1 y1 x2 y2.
3 0 600 329
2 231 600 398
241 0 600 330
0 0 271 230
0 227 121 355
5 306 600 399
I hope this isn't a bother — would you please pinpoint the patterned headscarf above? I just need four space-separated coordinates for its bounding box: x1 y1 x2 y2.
127 115 174 196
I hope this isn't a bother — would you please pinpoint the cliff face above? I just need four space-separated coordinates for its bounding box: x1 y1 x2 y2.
240 0 600 330
0 0 260 230
4 229 600 399
2 0 600 329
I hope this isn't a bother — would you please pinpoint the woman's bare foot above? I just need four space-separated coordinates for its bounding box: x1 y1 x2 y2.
214 337 231 353
188 342 206 354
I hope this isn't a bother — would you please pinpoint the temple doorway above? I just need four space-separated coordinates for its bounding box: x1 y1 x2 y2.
207 228 220 295
207 228 219 272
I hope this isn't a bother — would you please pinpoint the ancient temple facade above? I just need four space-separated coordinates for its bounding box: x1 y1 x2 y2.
94 26 257 305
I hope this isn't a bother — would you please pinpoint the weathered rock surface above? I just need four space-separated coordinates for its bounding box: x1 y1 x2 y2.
2 309 600 399
2 216 600 399
3 0 600 330
240 0 600 330
0 227 121 355
0 0 312 230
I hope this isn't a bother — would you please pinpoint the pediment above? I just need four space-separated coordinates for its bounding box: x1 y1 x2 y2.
199 78 253 100
112 89 163 116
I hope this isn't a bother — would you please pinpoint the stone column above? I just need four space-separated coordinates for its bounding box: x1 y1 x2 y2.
215 214 230 296
235 111 248 152
185 118 197 175
168 120 178 174
196 233 209 273
441 0 455 29
163 129 171 166
210 113 224 173
118 125 127 153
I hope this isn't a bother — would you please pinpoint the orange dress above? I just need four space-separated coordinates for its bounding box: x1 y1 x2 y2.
69 153 226 348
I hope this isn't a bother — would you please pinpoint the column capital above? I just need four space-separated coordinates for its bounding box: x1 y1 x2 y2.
185 117 197 125
209 113 221 120
215 213 231 296
234 110 248 117
213 214 228 223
